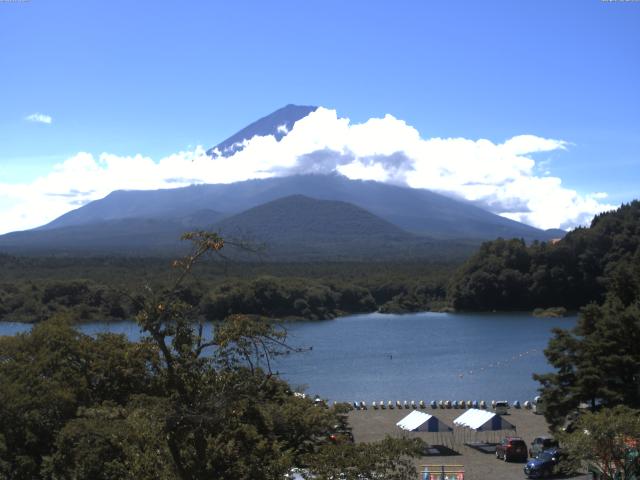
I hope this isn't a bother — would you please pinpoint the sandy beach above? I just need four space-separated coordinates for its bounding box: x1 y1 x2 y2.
348 406 590 480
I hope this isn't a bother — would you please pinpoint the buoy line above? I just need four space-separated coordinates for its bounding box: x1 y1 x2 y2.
456 348 541 379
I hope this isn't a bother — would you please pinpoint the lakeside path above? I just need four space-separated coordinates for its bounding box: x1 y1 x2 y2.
348 407 591 480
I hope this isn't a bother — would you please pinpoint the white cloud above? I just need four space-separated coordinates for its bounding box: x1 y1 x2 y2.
25 113 53 124
0 107 616 234
276 124 289 135
501 135 567 156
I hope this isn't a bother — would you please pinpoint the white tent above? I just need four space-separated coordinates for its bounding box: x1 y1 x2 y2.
397 410 453 433
453 409 515 431
396 410 454 448
453 408 516 444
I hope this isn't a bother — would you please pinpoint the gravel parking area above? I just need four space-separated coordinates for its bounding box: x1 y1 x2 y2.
348 406 590 480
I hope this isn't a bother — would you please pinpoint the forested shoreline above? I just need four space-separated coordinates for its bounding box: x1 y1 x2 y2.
448 201 640 312
2 201 639 324
0 256 454 324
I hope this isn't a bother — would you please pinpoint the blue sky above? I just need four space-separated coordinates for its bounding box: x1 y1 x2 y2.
0 0 638 233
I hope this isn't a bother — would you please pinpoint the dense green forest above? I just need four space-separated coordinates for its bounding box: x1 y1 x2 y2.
0 255 454 324
530 212 640 437
3 201 640 324
448 201 640 311
0 233 423 480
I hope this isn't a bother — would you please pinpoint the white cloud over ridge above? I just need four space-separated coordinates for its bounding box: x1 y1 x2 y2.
25 113 53 124
0 107 615 234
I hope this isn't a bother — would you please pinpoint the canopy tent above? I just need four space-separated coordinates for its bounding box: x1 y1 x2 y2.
453 409 515 431
397 411 453 433
396 411 454 449
453 408 516 444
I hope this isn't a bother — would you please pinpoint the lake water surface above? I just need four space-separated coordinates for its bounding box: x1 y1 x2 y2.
0 311 576 403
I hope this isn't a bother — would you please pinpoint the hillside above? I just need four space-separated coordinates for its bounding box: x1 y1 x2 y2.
34 174 559 241
448 200 640 311
0 211 223 255
0 195 478 260
213 195 470 261
215 194 409 241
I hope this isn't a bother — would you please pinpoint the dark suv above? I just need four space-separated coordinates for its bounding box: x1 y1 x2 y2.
529 436 558 458
495 436 528 462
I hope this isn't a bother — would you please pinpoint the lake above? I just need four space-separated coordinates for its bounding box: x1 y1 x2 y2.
0 311 576 403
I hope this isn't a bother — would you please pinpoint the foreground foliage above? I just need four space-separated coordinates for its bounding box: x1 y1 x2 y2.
533 246 640 430
0 233 422 480
302 437 424 480
559 406 640 480
0 320 160 478
522 203 640 437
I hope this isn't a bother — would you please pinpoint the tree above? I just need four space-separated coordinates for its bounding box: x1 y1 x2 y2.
534 300 640 429
559 406 640 480
126 231 422 479
0 231 421 480
533 244 640 430
302 437 424 480
44 400 175 480
0 316 157 480
449 201 640 312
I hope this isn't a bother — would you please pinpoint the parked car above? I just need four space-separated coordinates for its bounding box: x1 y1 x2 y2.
494 400 509 415
529 436 559 458
495 436 528 462
524 448 562 478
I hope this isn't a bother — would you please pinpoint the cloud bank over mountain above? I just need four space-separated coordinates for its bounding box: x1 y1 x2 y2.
0 107 614 234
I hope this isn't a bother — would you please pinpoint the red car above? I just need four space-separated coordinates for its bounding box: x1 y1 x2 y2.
495 436 528 462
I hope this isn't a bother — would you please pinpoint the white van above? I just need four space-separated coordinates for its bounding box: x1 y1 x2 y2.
494 400 509 415
533 396 546 415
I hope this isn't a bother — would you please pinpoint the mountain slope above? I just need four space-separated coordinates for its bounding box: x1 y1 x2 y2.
215 194 409 241
39 174 559 242
37 189 224 230
0 212 223 255
212 195 471 261
0 195 476 260
206 104 317 157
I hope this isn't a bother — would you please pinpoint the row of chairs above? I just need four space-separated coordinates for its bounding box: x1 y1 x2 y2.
352 399 533 410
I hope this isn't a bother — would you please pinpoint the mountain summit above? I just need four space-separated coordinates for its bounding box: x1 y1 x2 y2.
0 104 566 258
206 104 317 157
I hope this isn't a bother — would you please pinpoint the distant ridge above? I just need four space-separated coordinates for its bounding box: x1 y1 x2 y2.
34 174 561 243
0 194 477 260
0 217 216 255
206 104 317 157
